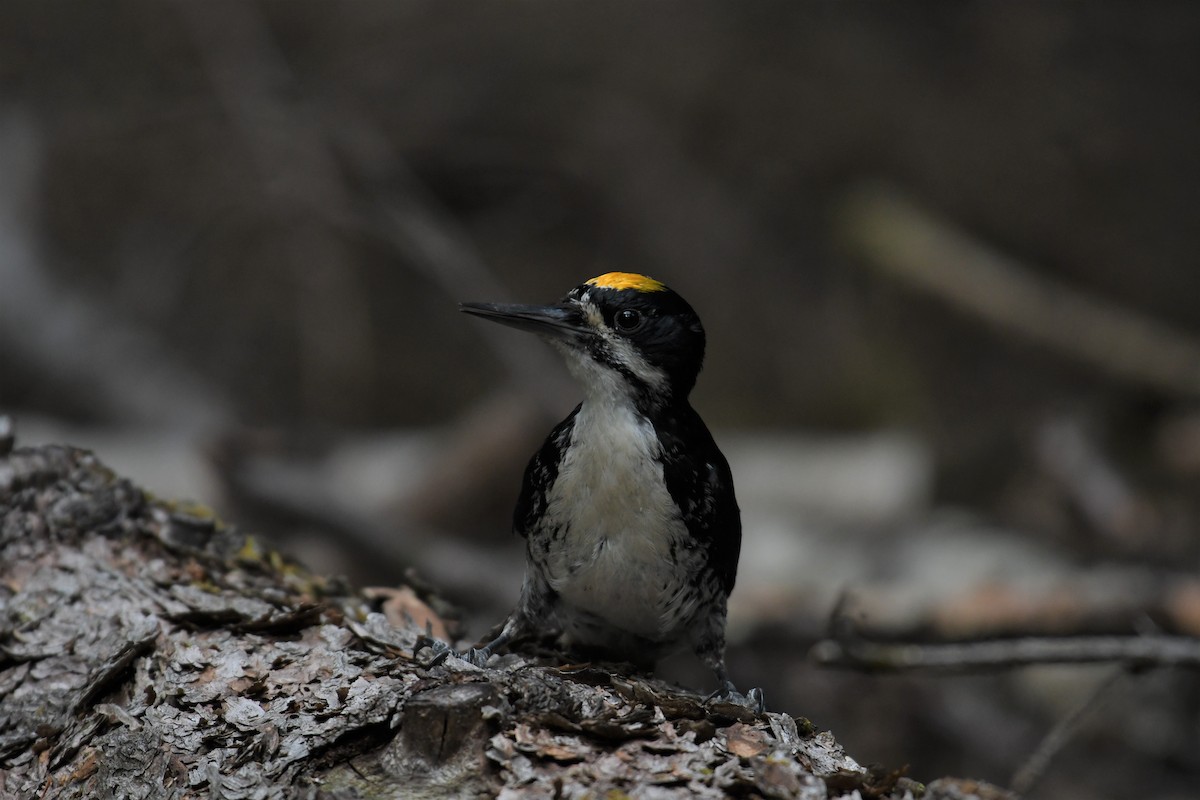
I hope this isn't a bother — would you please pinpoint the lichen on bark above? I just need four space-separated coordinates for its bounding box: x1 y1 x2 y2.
1 442 945 799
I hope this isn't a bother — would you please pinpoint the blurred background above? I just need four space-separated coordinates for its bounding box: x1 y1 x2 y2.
3 3 1200 797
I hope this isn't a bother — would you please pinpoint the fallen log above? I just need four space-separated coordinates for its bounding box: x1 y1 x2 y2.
0 431 1000 799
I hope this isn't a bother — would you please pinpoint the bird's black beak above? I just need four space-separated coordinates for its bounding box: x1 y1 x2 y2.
459 301 590 342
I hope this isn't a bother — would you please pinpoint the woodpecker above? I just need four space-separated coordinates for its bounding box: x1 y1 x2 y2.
452 272 759 709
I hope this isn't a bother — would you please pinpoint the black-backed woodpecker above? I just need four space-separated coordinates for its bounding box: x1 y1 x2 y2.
454 272 758 708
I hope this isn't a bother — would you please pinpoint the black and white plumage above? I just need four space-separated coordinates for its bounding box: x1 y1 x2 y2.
456 272 756 707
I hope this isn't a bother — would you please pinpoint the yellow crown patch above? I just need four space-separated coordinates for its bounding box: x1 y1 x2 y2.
585 272 667 293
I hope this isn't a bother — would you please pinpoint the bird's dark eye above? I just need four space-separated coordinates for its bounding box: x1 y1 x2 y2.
614 309 643 332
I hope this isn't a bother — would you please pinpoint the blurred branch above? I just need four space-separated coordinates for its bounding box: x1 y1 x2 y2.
0 111 233 431
814 591 1200 670
326 111 574 408
318 107 580 530
1009 666 1124 797
173 1 572 412
838 182 1200 397
1035 415 1155 549
204 429 528 610
207 433 424 581
172 3 574 540
172 0 374 419
811 633 1200 672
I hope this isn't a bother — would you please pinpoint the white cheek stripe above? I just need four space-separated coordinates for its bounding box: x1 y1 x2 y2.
606 336 668 394
572 300 668 395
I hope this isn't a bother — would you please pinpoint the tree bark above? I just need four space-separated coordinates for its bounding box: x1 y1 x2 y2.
0 438 1003 799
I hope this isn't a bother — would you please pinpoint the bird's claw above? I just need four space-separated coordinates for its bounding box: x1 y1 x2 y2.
413 635 494 669
413 634 454 667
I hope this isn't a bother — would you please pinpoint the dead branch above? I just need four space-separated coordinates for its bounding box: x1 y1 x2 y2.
811 633 1200 672
838 182 1200 398
1009 666 1125 797
1034 415 1156 549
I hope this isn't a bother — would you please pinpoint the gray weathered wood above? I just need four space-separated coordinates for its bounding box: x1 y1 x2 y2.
0 440 1002 799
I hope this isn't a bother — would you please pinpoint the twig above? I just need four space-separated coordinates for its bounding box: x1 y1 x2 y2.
1009 666 1125 797
810 634 1200 672
1035 415 1149 547
838 182 1200 398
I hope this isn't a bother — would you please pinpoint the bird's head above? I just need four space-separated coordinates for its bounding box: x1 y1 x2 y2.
461 272 706 410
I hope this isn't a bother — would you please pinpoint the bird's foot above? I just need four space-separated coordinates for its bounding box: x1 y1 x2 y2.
413 635 494 669
460 647 495 667
707 681 766 715
413 634 454 667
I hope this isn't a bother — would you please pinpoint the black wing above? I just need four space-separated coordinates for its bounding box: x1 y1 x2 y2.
654 404 742 594
512 405 579 538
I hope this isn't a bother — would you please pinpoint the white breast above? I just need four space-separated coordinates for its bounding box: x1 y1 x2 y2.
540 398 696 642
